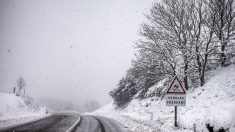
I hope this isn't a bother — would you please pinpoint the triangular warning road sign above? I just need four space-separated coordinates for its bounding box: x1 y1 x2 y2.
166 76 186 94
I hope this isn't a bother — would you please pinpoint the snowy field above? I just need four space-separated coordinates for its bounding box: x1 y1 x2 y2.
93 65 235 132
0 92 48 127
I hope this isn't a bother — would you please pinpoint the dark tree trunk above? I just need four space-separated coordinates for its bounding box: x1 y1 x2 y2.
13 87 16 94
196 45 203 86
184 57 189 90
221 44 226 66
200 72 205 86
184 75 189 90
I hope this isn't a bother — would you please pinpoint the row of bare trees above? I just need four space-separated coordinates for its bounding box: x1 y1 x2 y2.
111 0 235 107
139 0 235 89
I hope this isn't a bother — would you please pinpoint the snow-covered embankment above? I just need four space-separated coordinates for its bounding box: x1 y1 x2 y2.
0 92 48 127
93 65 235 132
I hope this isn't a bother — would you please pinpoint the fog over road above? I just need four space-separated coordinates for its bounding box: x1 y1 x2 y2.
1 113 130 132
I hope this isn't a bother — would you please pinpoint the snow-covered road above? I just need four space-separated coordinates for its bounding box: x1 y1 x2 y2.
75 115 130 132
1 113 130 132
1 113 79 132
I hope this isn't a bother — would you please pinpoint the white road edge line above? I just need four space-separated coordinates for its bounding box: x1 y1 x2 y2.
65 116 81 132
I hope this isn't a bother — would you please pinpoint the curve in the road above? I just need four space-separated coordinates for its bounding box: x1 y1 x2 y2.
74 115 130 132
1 114 130 132
1 114 80 132
91 116 105 132
74 115 101 132
66 116 81 132
93 116 130 132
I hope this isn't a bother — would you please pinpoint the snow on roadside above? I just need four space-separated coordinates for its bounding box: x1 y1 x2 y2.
93 65 235 132
0 114 49 128
0 92 48 127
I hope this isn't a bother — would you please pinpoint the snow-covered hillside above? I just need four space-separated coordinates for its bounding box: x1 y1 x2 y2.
0 92 48 126
93 65 235 132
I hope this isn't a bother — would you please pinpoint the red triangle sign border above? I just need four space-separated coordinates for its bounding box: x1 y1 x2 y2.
166 75 186 94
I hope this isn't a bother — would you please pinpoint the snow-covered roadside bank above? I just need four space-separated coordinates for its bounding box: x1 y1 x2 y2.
91 102 161 132
92 65 235 132
0 92 49 127
0 114 50 130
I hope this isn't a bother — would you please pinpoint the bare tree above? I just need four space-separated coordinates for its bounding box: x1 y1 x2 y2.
141 0 202 90
193 0 235 86
192 0 218 86
209 0 235 66
17 76 26 95
138 0 223 87
13 87 16 94
110 0 235 108
137 23 178 77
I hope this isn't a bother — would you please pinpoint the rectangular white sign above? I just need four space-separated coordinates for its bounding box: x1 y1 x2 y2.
166 94 186 106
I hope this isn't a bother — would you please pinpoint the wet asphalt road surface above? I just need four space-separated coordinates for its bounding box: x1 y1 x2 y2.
1 114 130 132
75 115 130 132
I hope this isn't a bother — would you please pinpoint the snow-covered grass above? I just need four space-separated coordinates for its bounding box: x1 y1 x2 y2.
93 65 235 132
0 92 48 127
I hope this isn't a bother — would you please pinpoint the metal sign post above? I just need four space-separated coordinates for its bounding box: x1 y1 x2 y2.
175 106 177 127
165 75 186 127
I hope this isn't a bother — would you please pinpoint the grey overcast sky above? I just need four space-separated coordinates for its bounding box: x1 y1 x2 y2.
0 0 154 110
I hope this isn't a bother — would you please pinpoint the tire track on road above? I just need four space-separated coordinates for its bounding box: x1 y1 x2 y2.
91 116 105 132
